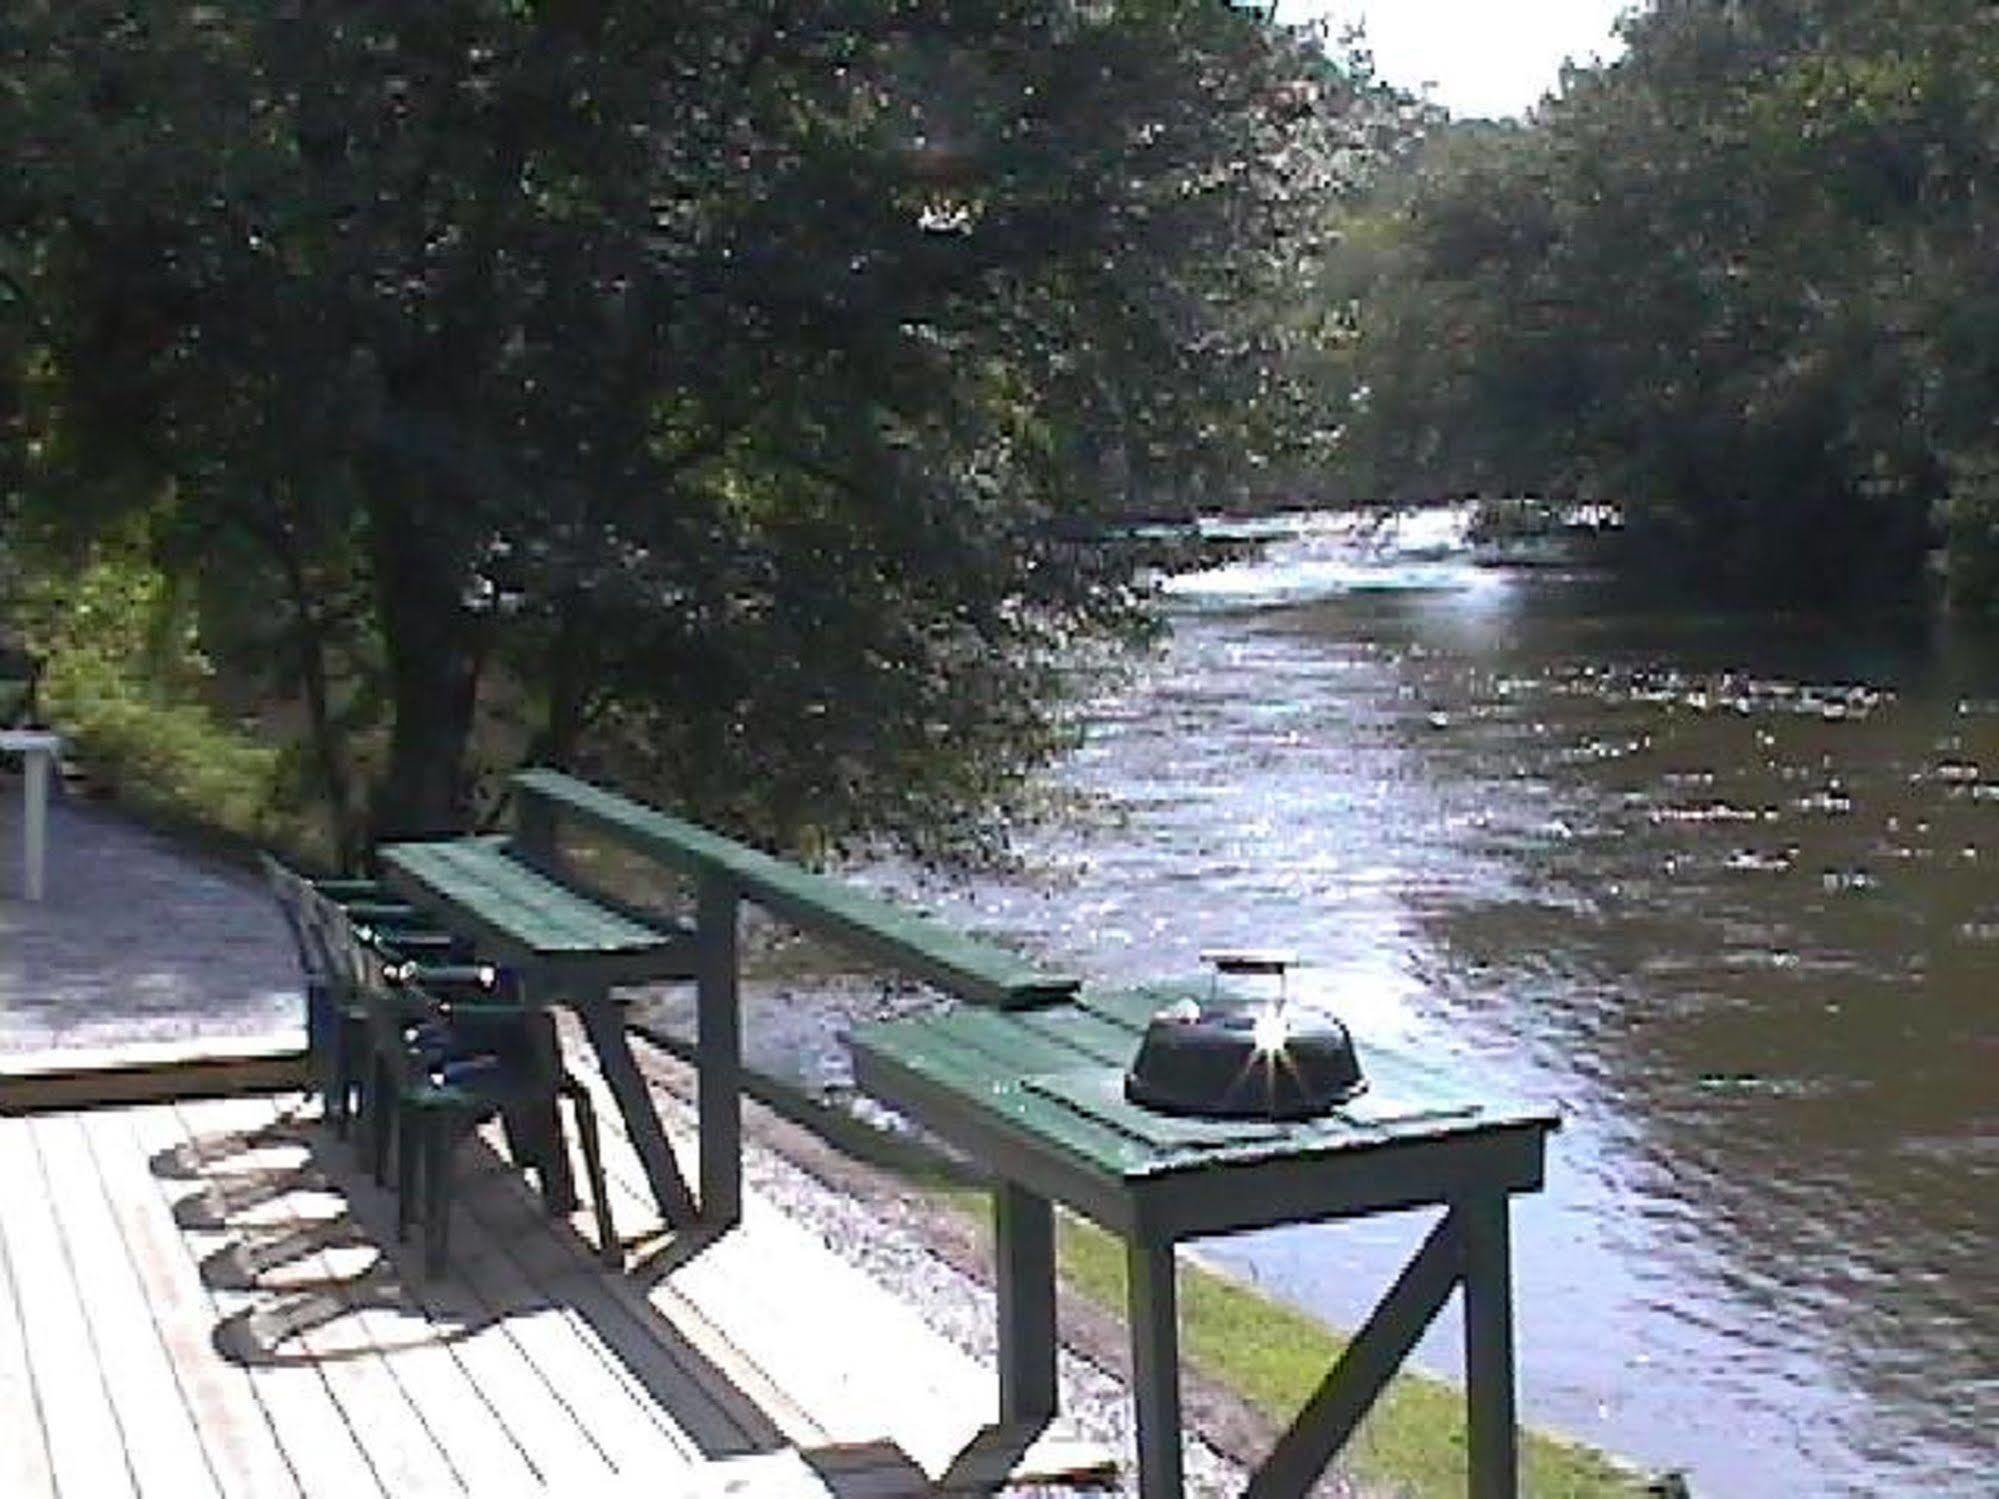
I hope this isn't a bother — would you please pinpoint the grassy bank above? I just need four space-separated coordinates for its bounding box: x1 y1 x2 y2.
1050 1210 1644 1498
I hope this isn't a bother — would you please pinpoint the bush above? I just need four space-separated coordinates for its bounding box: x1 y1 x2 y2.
10 535 322 859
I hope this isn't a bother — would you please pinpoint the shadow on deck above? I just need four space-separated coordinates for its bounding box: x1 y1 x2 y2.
0 1071 1114 1498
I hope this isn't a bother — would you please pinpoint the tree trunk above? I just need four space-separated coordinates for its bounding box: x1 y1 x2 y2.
365 475 486 845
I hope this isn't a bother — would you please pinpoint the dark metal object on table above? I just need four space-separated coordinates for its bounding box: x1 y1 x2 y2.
1125 1001 1364 1119
1125 948 1365 1120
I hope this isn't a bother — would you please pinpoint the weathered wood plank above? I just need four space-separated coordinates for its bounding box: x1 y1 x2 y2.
81 1105 303 1499
192 1095 557 1496
568 1050 1112 1491
0 1037 308 1115
0 1122 57 1499
0 1111 140 1497
448 1153 744 1458
549 1058 833 1451
29 1113 223 1499
434 1143 716 1473
164 1094 461 1496
120 1102 387 1499
269 1108 621 1490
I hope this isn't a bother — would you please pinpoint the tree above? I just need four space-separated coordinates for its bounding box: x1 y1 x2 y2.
1331 0 1999 609
2 1 1371 858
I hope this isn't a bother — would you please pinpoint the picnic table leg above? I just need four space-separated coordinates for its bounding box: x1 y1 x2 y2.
995 1183 1057 1423
1126 1239 1183 1499
696 874 742 1228
1461 1194 1520 1499
572 990 699 1228
504 1014 577 1214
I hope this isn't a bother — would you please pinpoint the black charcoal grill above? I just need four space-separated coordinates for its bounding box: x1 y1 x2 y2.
1123 950 1365 1121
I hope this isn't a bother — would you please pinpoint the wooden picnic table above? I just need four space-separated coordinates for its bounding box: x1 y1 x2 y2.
377 835 706 1228
1 728 62 901
377 768 1081 1240
850 983 1560 1499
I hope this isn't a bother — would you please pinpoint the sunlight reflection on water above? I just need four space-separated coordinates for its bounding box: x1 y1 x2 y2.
845 511 1999 1497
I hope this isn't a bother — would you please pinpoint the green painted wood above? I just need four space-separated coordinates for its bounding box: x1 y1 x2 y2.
1126 1239 1183 1499
1461 1195 1520 1499
859 1002 1552 1184
696 873 742 1227
574 988 700 1227
926 1007 1105 1077
848 1020 1157 1179
1023 1069 1293 1150
514 768 1078 1008
381 838 673 956
994 1184 1057 1424
1008 1003 1146 1067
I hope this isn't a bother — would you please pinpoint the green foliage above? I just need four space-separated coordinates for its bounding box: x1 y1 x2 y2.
1329 0 1999 609
2 0 1378 855
8 531 322 855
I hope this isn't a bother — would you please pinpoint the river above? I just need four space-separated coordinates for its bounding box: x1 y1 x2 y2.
837 511 1997 1497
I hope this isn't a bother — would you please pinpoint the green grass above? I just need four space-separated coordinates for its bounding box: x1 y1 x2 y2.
1049 1210 1644 1499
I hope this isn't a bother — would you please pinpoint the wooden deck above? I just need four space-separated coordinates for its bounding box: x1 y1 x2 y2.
0 1061 1113 1497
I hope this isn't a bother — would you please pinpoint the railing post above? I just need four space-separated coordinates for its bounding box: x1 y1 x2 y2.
696 872 742 1227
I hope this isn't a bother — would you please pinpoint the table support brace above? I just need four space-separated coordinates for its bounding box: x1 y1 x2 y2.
1245 1201 1513 1499
574 991 699 1228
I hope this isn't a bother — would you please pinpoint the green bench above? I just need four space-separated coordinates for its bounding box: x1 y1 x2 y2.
850 982 1559 1499
380 767 1078 1231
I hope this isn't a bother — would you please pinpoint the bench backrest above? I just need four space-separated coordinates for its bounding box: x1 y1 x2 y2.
512 768 1079 1010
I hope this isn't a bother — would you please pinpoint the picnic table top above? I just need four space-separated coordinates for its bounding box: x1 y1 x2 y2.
850 983 1559 1239
377 836 697 986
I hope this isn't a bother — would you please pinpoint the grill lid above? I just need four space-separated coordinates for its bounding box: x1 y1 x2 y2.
1123 997 1365 1121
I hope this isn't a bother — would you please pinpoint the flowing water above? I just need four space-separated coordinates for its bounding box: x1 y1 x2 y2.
849 511 1998 1496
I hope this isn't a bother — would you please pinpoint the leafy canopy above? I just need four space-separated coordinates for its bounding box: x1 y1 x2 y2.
2 1 1373 857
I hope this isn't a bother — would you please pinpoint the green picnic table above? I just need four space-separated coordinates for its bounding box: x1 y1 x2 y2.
379 768 1084 1236
849 984 1560 1499
378 834 707 1227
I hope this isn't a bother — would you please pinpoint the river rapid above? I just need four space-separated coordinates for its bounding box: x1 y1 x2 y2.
860 511 1997 1497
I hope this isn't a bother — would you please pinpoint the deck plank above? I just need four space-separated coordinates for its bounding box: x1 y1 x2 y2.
260 1106 622 1490
0 1111 140 1497
565 1057 1007 1478
120 1101 387 1499
187 1107 552 1496
80 1104 302 1499
406 1136 703 1479
0 1124 57 1499
28 1112 222 1499
447 1138 762 1462
171 1094 476 1496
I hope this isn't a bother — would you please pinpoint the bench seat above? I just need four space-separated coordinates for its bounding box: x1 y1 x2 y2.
380 835 698 987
